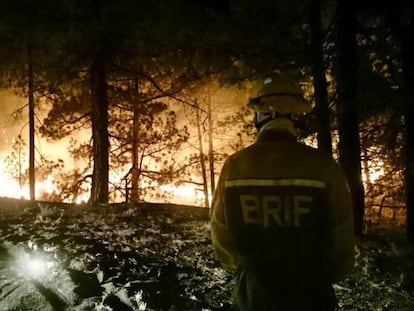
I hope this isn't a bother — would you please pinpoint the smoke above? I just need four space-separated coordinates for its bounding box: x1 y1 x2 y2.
0 90 27 153
0 90 87 192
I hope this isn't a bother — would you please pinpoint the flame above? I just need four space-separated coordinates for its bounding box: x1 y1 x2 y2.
362 160 385 185
74 192 90 205
0 164 60 200
0 161 211 206
159 183 212 205
0 162 25 198
1 153 386 207
1 132 383 207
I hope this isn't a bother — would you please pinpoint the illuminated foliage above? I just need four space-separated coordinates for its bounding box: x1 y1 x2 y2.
109 99 190 203
360 113 405 227
3 135 26 183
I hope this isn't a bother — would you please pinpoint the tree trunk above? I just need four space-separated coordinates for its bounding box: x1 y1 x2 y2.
384 2 414 244
196 105 210 208
403 86 414 245
130 77 140 203
90 47 109 204
28 42 36 201
335 0 365 235
394 12 414 245
361 147 372 194
309 0 332 155
207 87 215 196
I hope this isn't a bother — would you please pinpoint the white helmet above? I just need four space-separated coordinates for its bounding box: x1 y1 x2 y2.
248 73 312 130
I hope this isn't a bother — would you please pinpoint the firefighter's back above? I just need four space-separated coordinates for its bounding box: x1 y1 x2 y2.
224 132 339 310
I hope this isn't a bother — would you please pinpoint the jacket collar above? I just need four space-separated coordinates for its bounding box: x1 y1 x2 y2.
257 118 297 142
257 130 297 143
259 118 296 136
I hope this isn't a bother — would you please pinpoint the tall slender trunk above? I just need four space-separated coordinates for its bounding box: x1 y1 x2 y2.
207 87 215 195
196 105 210 208
383 2 414 243
336 0 365 235
90 47 109 204
28 42 35 201
309 0 332 155
403 76 414 245
131 77 140 203
361 147 372 193
393 11 414 245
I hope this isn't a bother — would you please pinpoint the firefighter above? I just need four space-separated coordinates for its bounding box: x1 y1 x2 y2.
210 73 355 311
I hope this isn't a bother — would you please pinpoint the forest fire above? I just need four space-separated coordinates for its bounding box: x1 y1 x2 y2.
0 160 209 206
0 91 395 209
0 163 58 201
0 1 413 310
0 128 383 207
0 151 381 207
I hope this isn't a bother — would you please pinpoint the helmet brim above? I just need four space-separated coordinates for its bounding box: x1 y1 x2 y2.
248 95 312 115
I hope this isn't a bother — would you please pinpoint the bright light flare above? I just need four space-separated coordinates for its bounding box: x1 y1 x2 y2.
25 258 47 277
17 254 55 279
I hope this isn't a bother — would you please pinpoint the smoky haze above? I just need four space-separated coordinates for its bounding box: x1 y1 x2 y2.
0 83 251 204
0 91 27 153
0 90 83 174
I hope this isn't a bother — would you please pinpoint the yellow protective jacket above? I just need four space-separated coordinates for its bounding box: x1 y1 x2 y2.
210 129 355 286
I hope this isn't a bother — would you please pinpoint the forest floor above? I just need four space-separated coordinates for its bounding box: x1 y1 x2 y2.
0 197 414 311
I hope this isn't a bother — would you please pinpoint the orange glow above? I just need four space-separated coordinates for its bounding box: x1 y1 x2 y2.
362 160 385 184
0 86 238 207
159 183 212 206
0 161 210 206
0 130 383 207
0 162 25 198
0 163 60 200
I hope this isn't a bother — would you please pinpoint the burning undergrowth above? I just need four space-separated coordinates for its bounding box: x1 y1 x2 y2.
0 197 413 310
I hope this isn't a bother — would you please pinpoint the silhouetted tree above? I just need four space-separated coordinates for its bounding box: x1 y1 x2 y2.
335 0 365 235
386 0 414 244
309 0 332 154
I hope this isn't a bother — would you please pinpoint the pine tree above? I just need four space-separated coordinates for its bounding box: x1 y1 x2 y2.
335 0 365 235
